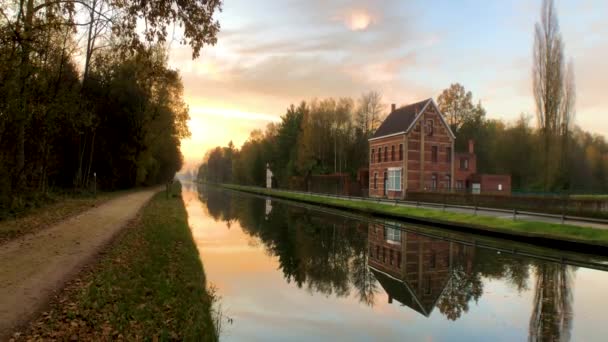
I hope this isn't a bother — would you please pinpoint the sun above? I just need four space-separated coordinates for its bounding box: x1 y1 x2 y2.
348 11 372 31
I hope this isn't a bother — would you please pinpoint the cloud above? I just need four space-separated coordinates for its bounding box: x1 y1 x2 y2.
172 0 608 168
334 9 376 31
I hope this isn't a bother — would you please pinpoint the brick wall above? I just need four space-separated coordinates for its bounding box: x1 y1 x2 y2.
369 134 406 198
407 106 453 192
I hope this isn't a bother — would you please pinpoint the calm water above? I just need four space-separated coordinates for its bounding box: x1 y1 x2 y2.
183 183 608 341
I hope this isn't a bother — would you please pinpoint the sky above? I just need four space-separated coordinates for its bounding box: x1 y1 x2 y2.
168 0 608 171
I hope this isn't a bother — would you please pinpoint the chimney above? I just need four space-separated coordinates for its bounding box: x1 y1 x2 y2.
468 139 475 154
391 103 396 112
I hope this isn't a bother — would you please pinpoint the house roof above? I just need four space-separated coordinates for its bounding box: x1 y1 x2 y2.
370 98 456 140
370 267 434 317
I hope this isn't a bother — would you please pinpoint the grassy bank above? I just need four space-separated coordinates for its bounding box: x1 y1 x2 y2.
0 191 124 244
225 184 608 249
17 182 217 341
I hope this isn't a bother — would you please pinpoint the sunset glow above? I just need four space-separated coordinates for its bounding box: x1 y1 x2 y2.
172 0 608 171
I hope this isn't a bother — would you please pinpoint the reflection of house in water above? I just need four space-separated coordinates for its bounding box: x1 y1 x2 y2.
265 199 272 219
368 223 474 317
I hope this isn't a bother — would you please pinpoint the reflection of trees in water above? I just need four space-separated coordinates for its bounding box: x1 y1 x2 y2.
351 251 379 306
197 186 578 329
436 265 483 321
528 264 574 342
198 187 376 303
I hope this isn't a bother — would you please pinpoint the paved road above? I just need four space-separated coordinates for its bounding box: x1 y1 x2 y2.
289 191 608 230
0 188 160 337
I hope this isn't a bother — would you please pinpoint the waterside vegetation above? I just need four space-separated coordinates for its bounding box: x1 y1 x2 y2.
224 184 608 249
14 182 218 341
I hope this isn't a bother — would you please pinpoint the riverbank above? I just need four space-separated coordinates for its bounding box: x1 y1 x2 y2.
0 191 124 244
224 184 608 252
12 183 217 341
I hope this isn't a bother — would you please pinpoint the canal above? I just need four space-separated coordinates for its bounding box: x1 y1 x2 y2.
183 183 608 341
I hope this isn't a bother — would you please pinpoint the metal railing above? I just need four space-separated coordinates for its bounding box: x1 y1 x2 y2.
259 187 608 226
222 186 608 271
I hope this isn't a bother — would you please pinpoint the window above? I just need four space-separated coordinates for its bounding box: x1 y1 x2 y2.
387 168 402 191
399 144 403 160
389 249 394 265
446 147 452 163
425 275 432 295
456 180 464 190
498 184 503 191
446 175 451 190
431 173 437 190
426 119 434 136
373 172 378 189
432 146 438 163
384 146 388 162
460 158 469 170
385 227 401 244
377 148 381 163
371 149 375 164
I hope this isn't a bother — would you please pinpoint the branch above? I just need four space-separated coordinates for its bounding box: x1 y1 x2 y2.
33 0 115 23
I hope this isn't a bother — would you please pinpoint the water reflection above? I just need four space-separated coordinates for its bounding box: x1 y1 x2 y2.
529 264 574 342
369 224 482 319
192 184 601 341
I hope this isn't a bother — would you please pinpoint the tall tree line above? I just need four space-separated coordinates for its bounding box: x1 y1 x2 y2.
200 81 608 193
199 0 606 194
0 0 222 214
198 92 386 187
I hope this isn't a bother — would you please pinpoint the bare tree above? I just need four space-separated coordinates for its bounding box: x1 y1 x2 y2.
356 91 384 137
532 0 575 190
528 264 574 342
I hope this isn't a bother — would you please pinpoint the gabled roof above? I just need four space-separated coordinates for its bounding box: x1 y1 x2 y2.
370 267 433 317
369 98 456 141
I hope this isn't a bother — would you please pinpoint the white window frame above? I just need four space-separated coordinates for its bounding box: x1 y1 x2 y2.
387 167 402 191
385 227 401 245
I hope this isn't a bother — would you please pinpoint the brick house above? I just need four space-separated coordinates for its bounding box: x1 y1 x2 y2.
369 98 455 198
369 98 510 198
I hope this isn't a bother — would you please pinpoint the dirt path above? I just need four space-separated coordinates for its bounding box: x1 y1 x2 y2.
0 188 160 336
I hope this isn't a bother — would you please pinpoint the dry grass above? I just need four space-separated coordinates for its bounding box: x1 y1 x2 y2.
12 183 217 341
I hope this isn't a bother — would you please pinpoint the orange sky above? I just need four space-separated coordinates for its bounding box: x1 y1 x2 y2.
171 0 608 172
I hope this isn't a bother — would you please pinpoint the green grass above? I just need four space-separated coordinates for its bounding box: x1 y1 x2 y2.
225 184 608 248
19 182 217 341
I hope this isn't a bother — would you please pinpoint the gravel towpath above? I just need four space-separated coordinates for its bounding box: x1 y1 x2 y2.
0 188 160 337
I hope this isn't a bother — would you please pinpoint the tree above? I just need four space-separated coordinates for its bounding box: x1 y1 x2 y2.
437 83 485 133
532 0 576 190
0 0 222 206
356 91 384 137
528 264 574 342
